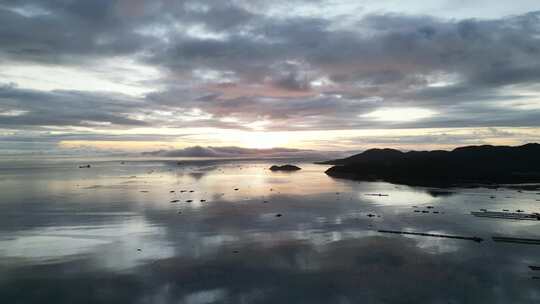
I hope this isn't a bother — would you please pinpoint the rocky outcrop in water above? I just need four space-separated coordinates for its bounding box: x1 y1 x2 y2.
269 164 302 171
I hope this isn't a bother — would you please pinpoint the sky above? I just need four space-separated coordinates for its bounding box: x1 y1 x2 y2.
1 0 540 155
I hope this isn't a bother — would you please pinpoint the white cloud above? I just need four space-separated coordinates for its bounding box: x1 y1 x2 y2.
361 108 438 122
0 58 160 96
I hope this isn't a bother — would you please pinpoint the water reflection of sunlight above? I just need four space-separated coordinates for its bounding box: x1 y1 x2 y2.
160 163 351 200
399 233 464 254
357 183 438 206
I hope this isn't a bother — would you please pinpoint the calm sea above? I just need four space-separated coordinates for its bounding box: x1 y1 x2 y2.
1 158 539 303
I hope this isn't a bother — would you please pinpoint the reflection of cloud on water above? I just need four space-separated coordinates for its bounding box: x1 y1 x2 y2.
187 172 206 180
2 159 540 303
0 217 174 270
2 235 539 303
427 189 457 198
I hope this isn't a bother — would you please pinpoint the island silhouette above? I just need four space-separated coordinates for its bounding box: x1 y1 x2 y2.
323 143 540 187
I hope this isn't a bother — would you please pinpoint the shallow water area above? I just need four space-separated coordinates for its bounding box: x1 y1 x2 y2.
1 158 539 303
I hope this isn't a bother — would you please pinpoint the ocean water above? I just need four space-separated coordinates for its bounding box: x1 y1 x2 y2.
0 158 539 303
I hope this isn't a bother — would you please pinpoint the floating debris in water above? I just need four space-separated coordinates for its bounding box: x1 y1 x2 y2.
234 188 239 191
378 230 483 242
186 200 193 203
78 164 91 168
200 199 206 202
140 191 149 193
529 266 540 271
170 200 180 203
427 190 454 197
170 190 175 193
275 214 282 217
365 193 389 197
471 211 539 221
492 236 540 245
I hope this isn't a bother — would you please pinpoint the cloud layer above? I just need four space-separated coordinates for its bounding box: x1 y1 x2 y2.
1 1 540 153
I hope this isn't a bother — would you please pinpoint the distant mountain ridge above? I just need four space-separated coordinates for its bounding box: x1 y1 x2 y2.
143 146 338 159
324 143 540 186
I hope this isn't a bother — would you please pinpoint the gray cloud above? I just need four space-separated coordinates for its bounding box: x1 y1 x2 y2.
0 83 147 127
1 1 540 152
142 8 540 130
0 1 158 64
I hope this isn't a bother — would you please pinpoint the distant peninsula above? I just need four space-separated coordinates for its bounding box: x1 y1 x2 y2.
323 143 540 187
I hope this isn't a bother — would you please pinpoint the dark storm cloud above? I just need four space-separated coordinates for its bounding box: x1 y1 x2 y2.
1 0 540 150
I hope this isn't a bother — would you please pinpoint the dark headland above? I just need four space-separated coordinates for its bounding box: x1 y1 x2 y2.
323 143 540 187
